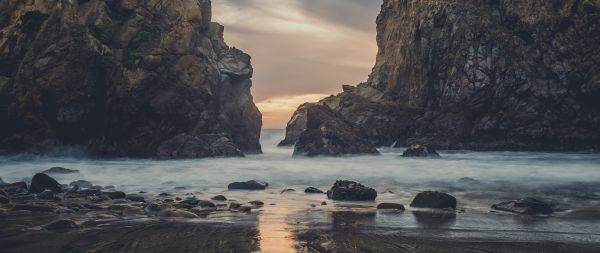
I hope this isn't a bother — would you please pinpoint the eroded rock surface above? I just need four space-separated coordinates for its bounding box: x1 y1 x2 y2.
326 180 377 201
282 0 600 152
0 0 261 158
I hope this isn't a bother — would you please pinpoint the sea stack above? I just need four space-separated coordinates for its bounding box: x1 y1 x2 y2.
281 0 600 153
0 0 261 158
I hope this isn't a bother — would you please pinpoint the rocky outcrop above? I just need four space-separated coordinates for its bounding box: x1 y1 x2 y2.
283 0 600 152
293 105 379 157
402 144 440 157
0 0 261 158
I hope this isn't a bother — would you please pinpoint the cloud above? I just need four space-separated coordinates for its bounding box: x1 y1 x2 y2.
212 0 382 128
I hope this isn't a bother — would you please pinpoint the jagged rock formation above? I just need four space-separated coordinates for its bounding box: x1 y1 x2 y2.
293 105 379 157
0 0 262 158
283 0 600 152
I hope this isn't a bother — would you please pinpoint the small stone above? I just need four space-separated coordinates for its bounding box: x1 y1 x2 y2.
125 194 145 202
321 201 327 205
377 203 405 210
103 191 126 199
304 187 324 194
229 203 242 209
238 206 252 213
281 188 295 193
211 195 227 201
228 180 268 190
158 192 170 197
198 200 215 208
249 200 264 206
69 180 93 189
43 219 77 230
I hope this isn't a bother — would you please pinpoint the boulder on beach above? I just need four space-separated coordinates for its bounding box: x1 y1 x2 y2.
410 191 456 209
491 197 554 215
401 144 440 158
304 187 324 194
326 180 377 201
29 173 63 194
42 167 79 174
228 180 268 190
377 203 405 210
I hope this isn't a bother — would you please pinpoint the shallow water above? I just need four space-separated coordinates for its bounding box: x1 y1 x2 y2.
1 129 600 252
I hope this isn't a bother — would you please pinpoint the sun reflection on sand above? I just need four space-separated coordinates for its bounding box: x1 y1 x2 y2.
256 205 297 253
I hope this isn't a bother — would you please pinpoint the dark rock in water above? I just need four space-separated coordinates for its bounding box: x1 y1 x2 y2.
103 191 126 199
36 189 55 200
158 192 170 197
180 198 199 205
326 180 377 201
491 198 554 215
410 191 457 209
0 0 262 158
156 133 245 159
321 201 327 205
211 195 227 201
249 200 264 206
238 206 252 213
293 105 379 157
144 203 162 213
29 173 63 194
228 180 268 190
125 194 145 202
69 180 93 189
88 194 111 203
158 209 198 218
12 204 55 212
0 181 28 194
304 187 324 194
377 203 405 210
229 203 242 209
42 167 79 174
402 144 440 157
43 219 77 230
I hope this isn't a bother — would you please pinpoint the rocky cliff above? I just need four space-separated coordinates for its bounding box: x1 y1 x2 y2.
283 0 600 152
0 0 262 158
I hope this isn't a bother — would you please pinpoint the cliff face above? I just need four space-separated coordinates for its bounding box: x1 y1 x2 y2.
0 0 262 157
283 0 600 151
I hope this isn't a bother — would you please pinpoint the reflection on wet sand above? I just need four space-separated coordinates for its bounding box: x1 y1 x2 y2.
257 205 296 253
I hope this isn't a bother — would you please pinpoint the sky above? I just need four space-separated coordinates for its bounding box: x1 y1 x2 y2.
212 0 382 128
